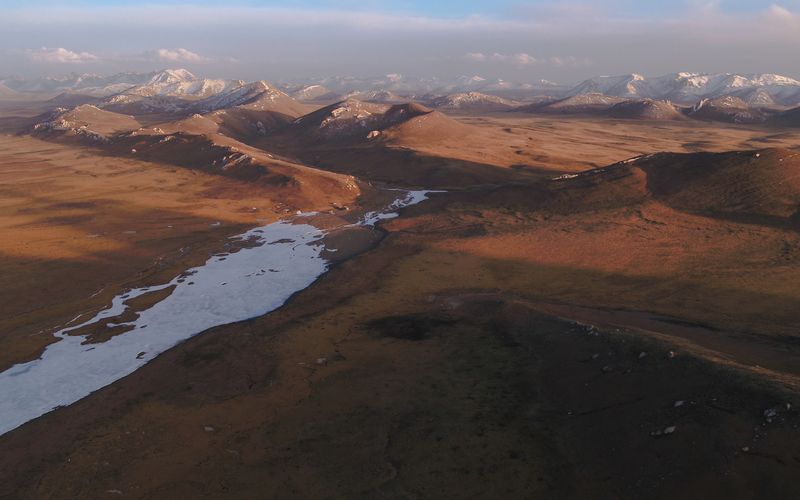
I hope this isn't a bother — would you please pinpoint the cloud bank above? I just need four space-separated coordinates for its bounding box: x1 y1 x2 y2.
28 47 98 64
149 48 208 63
1 2 799 81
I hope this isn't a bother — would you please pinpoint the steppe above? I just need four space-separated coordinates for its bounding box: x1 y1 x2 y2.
1 87 800 498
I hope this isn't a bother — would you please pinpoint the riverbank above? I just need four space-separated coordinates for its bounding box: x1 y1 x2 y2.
2 187 799 499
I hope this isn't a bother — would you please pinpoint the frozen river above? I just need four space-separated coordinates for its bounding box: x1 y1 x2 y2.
0 190 437 436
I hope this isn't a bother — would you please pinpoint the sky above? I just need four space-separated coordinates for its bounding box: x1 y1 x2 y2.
1 0 799 83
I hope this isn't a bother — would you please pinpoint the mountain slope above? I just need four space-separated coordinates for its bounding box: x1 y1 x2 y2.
427 92 520 112
2 69 207 97
32 105 141 138
0 83 20 99
568 72 800 106
290 85 339 102
549 149 800 225
191 81 309 114
769 106 800 127
517 93 627 114
284 100 471 144
607 99 684 120
343 90 406 104
688 96 766 124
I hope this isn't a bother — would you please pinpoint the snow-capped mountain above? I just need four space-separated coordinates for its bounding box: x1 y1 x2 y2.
342 89 405 103
110 69 244 99
427 92 520 111
688 96 767 124
289 84 337 102
518 93 627 114
2 70 181 96
1 69 245 99
284 74 563 97
567 72 800 106
1 72 142 95
193 80 305 114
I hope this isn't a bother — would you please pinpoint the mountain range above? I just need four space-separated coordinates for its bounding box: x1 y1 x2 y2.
5 69 800 109
567 72 800 106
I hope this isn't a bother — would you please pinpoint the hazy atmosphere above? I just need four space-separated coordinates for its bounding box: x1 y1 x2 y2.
3 1 800 498
2 0 800 82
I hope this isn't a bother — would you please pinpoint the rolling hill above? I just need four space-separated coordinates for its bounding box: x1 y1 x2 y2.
688 96 767 124
549 148 800 225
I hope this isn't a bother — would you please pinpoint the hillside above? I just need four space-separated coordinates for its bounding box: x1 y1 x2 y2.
32 104 141 138
769 106 800 127
688 96 766 124
607 99 684 120
427 92 520 112
192 81 310 114
567 72 800 106
0 83 19 99
549 149 800 224
290 85 339 102
517 93 627 114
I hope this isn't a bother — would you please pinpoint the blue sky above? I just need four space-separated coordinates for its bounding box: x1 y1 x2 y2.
2 0 795 17
0 1 799 81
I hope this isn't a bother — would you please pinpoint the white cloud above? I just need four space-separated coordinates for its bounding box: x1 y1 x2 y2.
466 52 539 66
549 56 591 67
148 48 208 63
765 4 800 22
28 47 98 64
466 52 589 67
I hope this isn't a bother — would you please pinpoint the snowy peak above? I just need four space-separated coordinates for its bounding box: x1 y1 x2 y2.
193 80 308 116
427 92 519 111
290 85 335 101
1 69 204 97
568 74 650 99
568 72 800 106
145 68 198 86
343 89 405 103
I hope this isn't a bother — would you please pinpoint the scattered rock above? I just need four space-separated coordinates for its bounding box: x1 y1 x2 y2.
638 351 648 359
204 425 215 432
315 357 328 365
651 425 677 437
674 400 685 408
667 351 677 359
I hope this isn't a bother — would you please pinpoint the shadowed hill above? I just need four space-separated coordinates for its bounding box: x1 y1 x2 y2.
516 93 627 114
770 106 800 128
607 99 684 120
688 96 767 124
31 105 141 138
548 148 800 226
284 100 467 143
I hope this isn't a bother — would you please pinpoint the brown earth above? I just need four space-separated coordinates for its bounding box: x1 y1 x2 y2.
0 133 360 371
1 105 800 499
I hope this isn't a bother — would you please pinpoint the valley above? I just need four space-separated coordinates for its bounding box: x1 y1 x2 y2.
1 67 800 499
